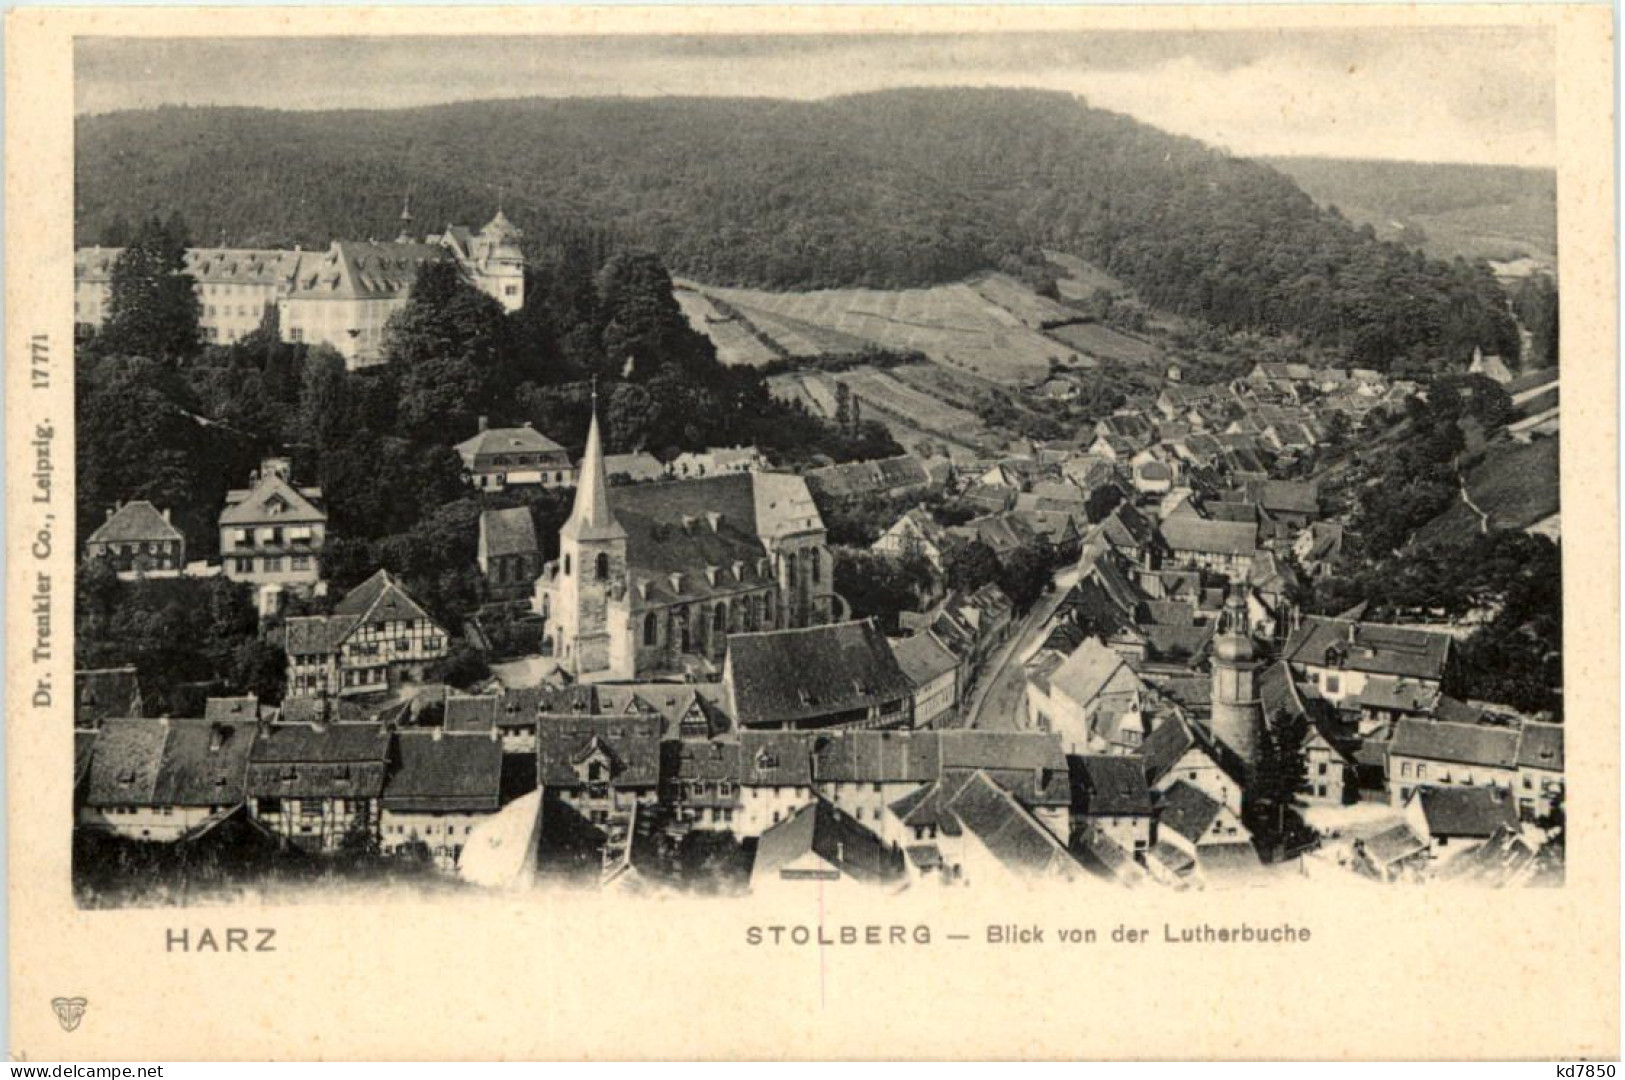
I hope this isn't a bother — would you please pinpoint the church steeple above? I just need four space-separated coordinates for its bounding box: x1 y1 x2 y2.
562 390 627 543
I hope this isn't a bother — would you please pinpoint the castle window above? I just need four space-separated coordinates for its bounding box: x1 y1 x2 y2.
644 612 659 646
595 553 609 581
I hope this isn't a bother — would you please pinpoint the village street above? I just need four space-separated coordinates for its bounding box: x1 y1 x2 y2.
961 564 1079 731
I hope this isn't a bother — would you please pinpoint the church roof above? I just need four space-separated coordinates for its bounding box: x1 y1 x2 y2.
561 406 627 543
480 508 539 560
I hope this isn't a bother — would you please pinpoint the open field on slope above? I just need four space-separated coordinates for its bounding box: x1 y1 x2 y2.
672 286 780 366
768 365 994 460
692 275 1077 384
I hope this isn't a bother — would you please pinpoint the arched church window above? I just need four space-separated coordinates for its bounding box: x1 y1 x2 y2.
563 553 571 576
809 549 821 584
785 552 798 588
714 603 726 632
643 611 659 647
595 553 610 581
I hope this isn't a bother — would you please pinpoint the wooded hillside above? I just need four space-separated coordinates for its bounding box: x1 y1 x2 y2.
77 88 1519 368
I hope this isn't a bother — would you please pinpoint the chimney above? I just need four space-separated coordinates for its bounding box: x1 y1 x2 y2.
105 508 114 521
1347 622 1358 644
522 420 534 429
836 841 845 865
208 724 228 752
162 508 171 523
706 511 722 533
478 415 489 433
432 728 444 742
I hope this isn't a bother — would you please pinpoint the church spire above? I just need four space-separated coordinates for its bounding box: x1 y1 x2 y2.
562 385 626 542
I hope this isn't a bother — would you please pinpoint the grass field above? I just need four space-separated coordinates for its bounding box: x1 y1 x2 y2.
768 364 994 460
1466 436 1560 531
692 275 1079 384
672 286 781 367
1042 250 1133 302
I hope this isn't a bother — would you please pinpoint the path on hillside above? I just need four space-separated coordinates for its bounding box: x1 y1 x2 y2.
961 565 1078 732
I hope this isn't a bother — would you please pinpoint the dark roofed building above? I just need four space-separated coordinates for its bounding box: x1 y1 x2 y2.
246 722 391 852
805 454 933 504
1158 515 1258 575
1282 616 1453 708
380 730 505 862
1409 785 1520 847
724 619 915 731
75 666 143 730
1070 754 1154 855
78 718 175 839
536 714 664 830
478 507 541 598
85 500 186 576
282 569 450 700
1388 718 1521 807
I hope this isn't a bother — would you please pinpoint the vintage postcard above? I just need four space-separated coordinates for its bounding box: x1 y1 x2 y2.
5 3 1617 1061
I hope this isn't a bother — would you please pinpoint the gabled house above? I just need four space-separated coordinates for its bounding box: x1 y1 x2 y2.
246 722 391 852
1515 722 1565 819
78 718 257 841
1069 754 1155 855
890 631 961 729
1151 779 1256 885
872 506 951 572
1034 637 1150 754
1136 715 1243 817
380 730 505 863
219 457 326 590
1387 719 1521 807
85 500 186 578
536 715 663 829
455 418 575 492
1405 785 1521 854
1281 616 1453 707
750 797 904 891
281 570 450 699
1157 515 1258 578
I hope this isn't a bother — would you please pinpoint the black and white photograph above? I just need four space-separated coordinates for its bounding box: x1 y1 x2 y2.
62 24 1571 908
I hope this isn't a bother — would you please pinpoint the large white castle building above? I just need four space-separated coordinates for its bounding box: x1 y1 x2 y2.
74 209 525 368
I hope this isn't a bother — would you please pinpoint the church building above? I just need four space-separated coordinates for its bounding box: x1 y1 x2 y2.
536 401 841 681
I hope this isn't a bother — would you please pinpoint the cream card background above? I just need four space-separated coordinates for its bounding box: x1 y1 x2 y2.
6 4 1616 1060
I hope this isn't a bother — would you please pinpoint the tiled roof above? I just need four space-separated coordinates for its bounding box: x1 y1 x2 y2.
739 731 815 786
752 798 903 884
941 771 1080 879
726 620 913 728
1137 716 1199 784
1416 786 1519 839
1158 516 1258 557
1048 638 1137 711
805 454 931 501
333 569 438 630
219 473 326 526
1363 822 1429 867
250 722 391 764
82 719 170 807
810 730 938 784
889 631 960 689
87 501 183 546
1070 754 1154 816
1158 779 1225 846
288 240 445 300
456 425 567 461
1356 676 1439 714
604 452 667 483
1391 719 1519 770
480 508 539 560
281 615 358 657
1516 722 1565 772
153 719 255 807
382 731 504 812
1282 617 1451 682
444 694 499 734
935 731 1071 807
536 715 662 788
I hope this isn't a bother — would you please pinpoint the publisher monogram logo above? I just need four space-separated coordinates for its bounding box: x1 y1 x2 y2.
51 997 87 1032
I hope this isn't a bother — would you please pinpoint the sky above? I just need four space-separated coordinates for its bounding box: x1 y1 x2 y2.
75 29 1556 166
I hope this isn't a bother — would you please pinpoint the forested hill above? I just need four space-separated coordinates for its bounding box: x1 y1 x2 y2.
76 88 1518 367
1263 155 1557 266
